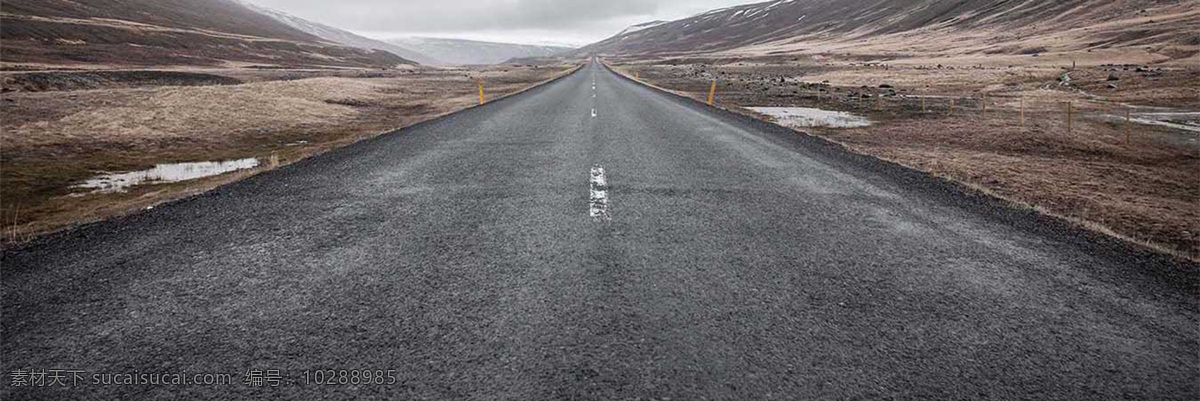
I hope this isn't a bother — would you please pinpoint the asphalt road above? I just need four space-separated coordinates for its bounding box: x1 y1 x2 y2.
3 60 1197 400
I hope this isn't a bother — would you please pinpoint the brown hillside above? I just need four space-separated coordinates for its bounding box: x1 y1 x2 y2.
581 0 1199 64
0 0 414 69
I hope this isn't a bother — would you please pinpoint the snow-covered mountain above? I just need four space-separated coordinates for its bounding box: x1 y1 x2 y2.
387 37 573 66
240 2 437 65
241 2 573 66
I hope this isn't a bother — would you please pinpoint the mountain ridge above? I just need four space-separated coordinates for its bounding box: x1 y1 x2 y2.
237 2 441 65
578 0 1199 63
388 37 573 66
0 0 413 69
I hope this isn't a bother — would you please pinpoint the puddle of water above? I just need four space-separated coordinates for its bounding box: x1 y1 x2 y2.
747 107 873 129
1099 111 1200 133
73 158 261 194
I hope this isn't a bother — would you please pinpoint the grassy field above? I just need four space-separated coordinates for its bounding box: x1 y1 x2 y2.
1 64 576 245
613 59 1198 260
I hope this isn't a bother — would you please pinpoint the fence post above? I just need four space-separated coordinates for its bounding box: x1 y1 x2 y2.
949 98 955 115
981 92 987 115
1125 108 1131 145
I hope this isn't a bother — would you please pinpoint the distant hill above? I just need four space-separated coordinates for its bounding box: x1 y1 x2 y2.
240 2 441 66
0 0 414 69
388 37 573 66
615 21 668 37
579 0 1200 62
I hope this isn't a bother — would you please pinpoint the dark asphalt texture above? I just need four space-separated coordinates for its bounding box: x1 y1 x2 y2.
3 60 1197 400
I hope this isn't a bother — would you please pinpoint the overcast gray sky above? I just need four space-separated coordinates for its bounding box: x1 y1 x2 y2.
246 0 756 47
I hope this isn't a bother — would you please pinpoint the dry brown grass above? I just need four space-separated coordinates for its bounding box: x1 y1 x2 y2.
0 64 576 245
613 60 1199 259
828 114 1198 257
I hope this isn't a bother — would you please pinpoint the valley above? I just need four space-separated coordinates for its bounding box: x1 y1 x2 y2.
2 0 1197 399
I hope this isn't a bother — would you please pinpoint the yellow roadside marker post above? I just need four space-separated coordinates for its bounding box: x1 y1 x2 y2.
477 80 485 105
707 80 717 106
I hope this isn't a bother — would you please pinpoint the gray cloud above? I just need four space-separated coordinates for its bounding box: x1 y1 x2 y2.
245 0 754 45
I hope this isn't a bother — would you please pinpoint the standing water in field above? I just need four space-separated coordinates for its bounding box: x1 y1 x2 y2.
747 107 873 129
1102 111 1200 133
73 158 261 194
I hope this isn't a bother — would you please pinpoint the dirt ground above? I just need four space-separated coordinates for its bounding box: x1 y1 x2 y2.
0 64 576 245
613 59 1199 260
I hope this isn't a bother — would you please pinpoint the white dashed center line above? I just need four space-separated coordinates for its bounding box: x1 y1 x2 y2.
591 108 597 118
589 165 610 221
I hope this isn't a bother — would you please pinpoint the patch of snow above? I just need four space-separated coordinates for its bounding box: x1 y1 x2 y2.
748 107 873 128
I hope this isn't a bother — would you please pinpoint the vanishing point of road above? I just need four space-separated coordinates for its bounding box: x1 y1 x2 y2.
3 60 1196 400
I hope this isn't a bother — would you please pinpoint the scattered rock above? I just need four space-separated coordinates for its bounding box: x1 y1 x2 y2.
1108 72 1120 81
879 84 894 89
1107 83 1118 90
1020 46 1047 55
